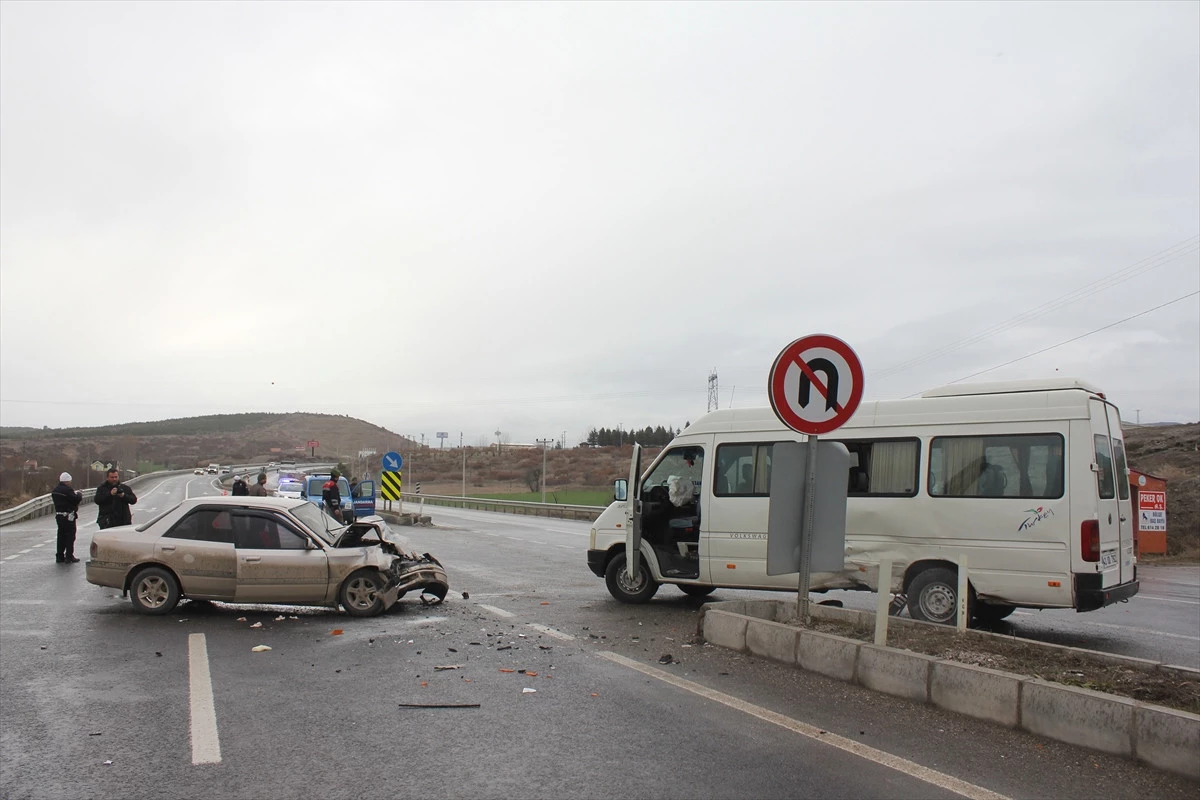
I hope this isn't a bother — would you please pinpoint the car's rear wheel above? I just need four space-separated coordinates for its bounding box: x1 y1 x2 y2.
340 570 386 617
129 567 181 615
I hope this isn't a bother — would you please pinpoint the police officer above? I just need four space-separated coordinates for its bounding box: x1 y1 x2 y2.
231 475 249 496
51 472 83 563
322 470 344 523
95 468 137 528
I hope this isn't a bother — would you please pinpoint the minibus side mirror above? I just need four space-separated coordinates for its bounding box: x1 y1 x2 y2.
614 479 627 502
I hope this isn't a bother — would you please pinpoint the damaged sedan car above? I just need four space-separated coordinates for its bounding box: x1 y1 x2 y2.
86 496 448 617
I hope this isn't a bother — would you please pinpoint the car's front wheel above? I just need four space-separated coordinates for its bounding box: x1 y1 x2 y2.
340 570 387 617
129 566 181 615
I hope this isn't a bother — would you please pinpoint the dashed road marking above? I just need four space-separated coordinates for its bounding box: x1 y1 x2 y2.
527 623 574 641
598 651 1010 800
4 555 21 561
1136 594 1200 606
31 543 45 548
18 549 32 554
505 537 524 542
1013 611 1200 640
557 545 573 550
188 633 222 765
479 604 515 619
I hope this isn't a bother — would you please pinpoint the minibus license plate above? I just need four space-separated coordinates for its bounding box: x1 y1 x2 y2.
1100 549 1119 568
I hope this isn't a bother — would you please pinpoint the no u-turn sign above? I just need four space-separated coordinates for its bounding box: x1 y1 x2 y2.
768 334 864 435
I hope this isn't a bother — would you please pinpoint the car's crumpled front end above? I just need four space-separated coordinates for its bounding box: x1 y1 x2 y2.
334 516 449 607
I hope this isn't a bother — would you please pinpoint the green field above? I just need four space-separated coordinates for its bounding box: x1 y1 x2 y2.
469 490 612 506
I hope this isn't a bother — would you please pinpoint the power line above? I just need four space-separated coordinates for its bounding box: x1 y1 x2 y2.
876 235 1200 380
922 290 1200 392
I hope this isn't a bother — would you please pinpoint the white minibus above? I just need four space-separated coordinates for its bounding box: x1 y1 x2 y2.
585 378 1139 623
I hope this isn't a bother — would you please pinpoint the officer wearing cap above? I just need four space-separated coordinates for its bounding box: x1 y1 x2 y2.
322 470 345 523
51 472 83 563
231 475 249 496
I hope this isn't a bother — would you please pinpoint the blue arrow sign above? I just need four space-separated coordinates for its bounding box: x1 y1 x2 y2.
383 451 403 471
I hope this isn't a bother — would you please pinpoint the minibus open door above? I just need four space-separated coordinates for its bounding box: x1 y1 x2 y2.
625 443 643 583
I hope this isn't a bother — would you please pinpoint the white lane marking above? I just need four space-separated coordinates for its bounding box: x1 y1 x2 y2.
187 633 222 765
527 623 574 641
31 543 45 548
479 604 515 619
486 533 499 537
4 555 21 561
1012 611 1200 641
505 537 524 542
18 549 32 554
598 651 1010 800
557 545 573 550
1137 594 1200 606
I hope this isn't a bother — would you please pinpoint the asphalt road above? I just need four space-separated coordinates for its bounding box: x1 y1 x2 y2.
1 477 1197 799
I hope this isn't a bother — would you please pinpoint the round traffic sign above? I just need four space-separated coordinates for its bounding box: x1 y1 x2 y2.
768 334 864 435
382 451 403 472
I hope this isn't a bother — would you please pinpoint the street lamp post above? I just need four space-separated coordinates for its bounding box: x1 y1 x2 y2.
536 438 554 504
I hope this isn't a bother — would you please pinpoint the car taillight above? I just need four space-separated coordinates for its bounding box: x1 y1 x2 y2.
90 541 97 558
1081 520 1100 562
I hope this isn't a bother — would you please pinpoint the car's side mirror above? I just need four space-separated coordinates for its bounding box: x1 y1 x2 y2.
614 479 627 502
305 539 317 550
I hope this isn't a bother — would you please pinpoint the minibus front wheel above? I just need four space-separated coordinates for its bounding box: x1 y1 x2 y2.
606 552 660 604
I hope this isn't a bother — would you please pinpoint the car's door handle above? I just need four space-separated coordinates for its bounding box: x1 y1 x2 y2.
161 545 176 552
243 556 262 563
1120 516 1127 523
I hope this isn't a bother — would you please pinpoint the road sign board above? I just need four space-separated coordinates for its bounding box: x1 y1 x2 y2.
382 451 403 471
768 334 864 435
766 440 850 575
307 440 319 448
380 470 403 500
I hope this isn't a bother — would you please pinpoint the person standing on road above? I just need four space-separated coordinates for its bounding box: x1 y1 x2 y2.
231 475 249 496
95 468 137 529
248 472 270 497
51 472 83 563
322 470 344 523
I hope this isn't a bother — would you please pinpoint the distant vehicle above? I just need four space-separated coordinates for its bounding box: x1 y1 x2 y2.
276 480 304 500
220 467 231 475
280 458 297 466
268 462 278 469
85 496 449 616
206 464 219 474
193 468 204 475
589 378 1138 624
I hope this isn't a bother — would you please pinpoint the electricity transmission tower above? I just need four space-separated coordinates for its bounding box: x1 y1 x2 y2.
707 370 719 412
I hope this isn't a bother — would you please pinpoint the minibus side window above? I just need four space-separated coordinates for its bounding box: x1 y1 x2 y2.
835 438 920 497
714 444 771 497
930 434 1064 499
1093 435 1115 499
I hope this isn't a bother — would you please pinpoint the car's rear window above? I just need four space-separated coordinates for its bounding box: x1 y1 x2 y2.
136 502 182 532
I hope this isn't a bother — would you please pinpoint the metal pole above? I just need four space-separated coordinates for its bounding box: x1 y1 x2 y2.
874 558 892 645
536 438 554 503
461 432 465 498
797 434 819 625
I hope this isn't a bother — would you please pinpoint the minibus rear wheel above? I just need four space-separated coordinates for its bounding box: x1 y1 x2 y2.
907 567 974 625
605 552 660 604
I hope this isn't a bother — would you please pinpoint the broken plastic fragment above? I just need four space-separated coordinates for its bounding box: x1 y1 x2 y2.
434 665 463 670
236 617 247 622
250 622 263 629
498 668 515 673
331 629 344 635
525 671 538 677
251 645 272 653
591 693 599 697
274 616 285 621
540 601 549 605
103 760 113 766
522 688 536 694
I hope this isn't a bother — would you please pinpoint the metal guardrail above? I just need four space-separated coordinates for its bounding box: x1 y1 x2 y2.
389 492 609 522
0 467 202 528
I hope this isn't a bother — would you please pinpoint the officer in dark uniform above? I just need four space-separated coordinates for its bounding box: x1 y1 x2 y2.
231 475 249 496
322 470 344 523
51 472 83 563
95 468 137 528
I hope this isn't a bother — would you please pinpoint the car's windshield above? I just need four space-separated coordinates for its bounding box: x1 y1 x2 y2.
287 501 346 544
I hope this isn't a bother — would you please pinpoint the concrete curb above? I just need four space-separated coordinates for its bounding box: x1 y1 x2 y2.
698 600 1200 781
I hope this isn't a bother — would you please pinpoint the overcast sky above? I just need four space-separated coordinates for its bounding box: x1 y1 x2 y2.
2 1 1197 446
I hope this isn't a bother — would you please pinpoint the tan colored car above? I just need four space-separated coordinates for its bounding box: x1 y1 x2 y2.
86 496 448 617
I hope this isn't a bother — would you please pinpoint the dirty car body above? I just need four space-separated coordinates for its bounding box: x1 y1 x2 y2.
86 496 449 617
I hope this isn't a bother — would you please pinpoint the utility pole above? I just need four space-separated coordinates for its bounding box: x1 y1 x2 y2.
460 432 465 498
1136 409 1141 425
536 438 555 504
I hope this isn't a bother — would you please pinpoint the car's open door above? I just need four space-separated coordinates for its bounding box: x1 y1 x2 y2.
624 443 643 582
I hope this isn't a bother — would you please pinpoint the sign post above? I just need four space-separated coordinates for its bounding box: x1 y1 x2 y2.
767 334 864 625
307 440 319 458
380 451 403 513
